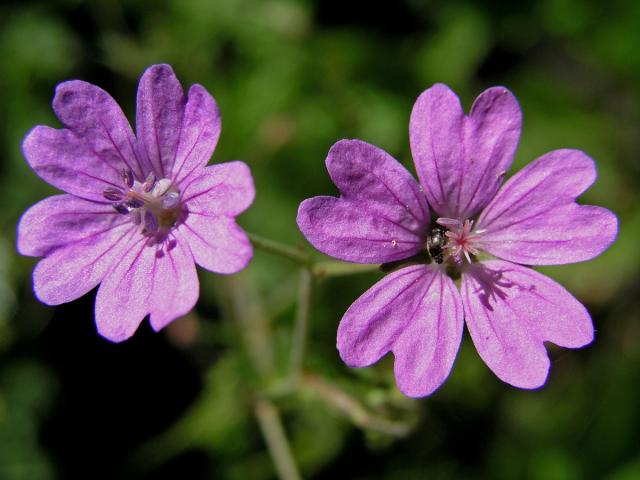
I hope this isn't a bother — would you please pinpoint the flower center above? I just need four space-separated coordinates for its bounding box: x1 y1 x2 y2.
426 217 485 265
103 169 182 238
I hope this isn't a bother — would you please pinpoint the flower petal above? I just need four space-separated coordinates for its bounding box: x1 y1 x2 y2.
148 232 199 332
337 265 464 397
297 139 430 263
32 222 138 306
52 80 143 180
95 233 199 342
410 84 521 219
23 126 122 202
461 260 594 389
178 214 252 275
17 194 128 257
172 84 221 184
181 162 255 217
136 64 185 179
476 149 618 265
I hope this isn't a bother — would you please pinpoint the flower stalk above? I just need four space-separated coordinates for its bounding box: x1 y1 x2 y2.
254 398 302 480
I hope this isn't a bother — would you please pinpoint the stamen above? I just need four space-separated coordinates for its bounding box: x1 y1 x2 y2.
126 198 144 209
103 187 124 201
113 203 129 215
122 169 134 188
143 172 156 192
437 217 484 264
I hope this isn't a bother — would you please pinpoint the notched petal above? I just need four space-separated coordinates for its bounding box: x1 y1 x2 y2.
17 194 127 257
23 126 122 202
337 265 463 397
172 84 222 184
410 84 521 219
178 214 252 275
297 139 429 264
53 80 143 180
182 162 255 217
477 149 618 265
462 260 594 389
33 223 137 306
136 64 186 179
95 233 198 342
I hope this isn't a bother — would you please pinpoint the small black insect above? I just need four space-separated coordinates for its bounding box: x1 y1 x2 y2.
426 226 447 264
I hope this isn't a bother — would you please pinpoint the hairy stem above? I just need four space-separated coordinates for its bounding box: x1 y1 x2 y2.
254 398 302 480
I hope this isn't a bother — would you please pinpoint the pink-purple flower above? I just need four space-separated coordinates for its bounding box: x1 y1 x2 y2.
297 84 618 397
17 64 255 342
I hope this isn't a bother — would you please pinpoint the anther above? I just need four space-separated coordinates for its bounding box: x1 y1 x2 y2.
113 203 129 215
103 187 124 201
143 172 156 192
122 169 134 188
126 198 144 209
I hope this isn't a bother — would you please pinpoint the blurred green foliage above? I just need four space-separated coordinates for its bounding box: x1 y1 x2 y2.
1 0 639 479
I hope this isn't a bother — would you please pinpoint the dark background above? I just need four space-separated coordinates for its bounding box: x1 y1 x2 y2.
1 0 639 479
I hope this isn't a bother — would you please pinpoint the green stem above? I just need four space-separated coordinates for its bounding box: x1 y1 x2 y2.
312 261 380 279
287 268 312 386
254 398 302 480
248 232 311 267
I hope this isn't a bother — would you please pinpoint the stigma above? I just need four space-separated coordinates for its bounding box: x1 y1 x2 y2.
103 169 182 237
435 217 485 264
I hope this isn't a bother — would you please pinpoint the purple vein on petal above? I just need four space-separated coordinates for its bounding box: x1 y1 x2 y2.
455 121 470 217
173 125 206 183
80 224 139 274
180 172 229 204
358 166 425 225
428 103 447 208
97 117 142 180
478 167 575 229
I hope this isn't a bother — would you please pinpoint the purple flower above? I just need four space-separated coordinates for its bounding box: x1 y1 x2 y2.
297 84 618 397
17 64 254 342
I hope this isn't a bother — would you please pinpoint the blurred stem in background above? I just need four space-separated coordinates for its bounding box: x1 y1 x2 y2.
229 233 410 478
288 268 312 388
254 398 302 480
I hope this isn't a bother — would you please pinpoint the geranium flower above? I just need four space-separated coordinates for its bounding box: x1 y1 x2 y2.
17 64 254 342
297 84 617 397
